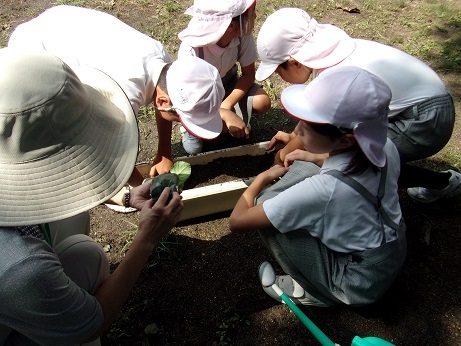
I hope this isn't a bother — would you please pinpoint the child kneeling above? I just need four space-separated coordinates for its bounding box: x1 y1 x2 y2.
229 66 406 306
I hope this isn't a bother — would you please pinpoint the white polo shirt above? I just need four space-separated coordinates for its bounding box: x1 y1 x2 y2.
8 5 173 114
178 35 258 78
313 39 447 117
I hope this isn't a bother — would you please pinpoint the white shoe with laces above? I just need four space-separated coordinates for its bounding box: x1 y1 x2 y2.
407 169 461 203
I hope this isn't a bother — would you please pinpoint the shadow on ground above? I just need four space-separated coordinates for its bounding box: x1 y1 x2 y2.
101 191 461 346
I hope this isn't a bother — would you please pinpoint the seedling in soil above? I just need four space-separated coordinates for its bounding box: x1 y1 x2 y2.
148 161 192 202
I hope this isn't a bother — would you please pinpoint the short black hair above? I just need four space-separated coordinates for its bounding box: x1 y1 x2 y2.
309 122 374 175
157 63 172 93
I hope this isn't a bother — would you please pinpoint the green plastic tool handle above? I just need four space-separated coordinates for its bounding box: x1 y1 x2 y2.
351 336 396 346
278 289 337 346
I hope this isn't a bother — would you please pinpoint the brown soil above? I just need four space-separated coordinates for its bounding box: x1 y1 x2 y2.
183 152 275 189
2 1 461 345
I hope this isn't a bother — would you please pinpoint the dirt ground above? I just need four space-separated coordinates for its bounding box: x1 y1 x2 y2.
1 0 461 345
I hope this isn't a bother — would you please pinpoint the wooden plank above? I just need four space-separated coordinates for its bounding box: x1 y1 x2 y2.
178 178 252 221
134 141 274 222
136 141 274 176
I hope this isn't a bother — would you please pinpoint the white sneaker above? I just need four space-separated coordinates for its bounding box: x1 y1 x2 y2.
258 261 328 306
407 169 461 203
262 274 305 302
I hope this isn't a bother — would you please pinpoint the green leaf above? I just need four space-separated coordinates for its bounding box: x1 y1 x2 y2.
150 173 179 202
170 161 191 190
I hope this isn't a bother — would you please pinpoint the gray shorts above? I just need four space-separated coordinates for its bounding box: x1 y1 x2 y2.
222 65 262 126
388 93 455 162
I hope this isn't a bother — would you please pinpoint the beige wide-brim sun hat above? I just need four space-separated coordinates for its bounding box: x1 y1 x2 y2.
0 48 139 226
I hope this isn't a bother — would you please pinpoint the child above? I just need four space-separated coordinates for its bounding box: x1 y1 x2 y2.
255 7 458 203
8 5 225 185
177 0 271 154
229 66 407 306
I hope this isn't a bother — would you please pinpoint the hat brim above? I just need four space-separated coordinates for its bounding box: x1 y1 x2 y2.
178 109 223 140
281 84 327 124
281 84 386 167
292 24 356 69
255 61 279 81
178 16 232 47
1 66 138 226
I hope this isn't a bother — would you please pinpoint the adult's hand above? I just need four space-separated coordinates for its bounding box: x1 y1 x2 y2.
129 181 152 210
137 188 183 245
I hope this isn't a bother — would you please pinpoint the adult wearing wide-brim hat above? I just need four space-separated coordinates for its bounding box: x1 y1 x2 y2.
0 48 183 345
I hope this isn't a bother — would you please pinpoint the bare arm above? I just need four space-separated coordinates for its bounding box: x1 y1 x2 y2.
229 165 289 233
83 184 183 342
221 63 255 110
220 108 249 139
150 109 174 177
273 136 305 165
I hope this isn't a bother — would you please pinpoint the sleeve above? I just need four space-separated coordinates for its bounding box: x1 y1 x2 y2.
177 42 198 59
0 251 103 345
262 175 333 235
237 34 258 68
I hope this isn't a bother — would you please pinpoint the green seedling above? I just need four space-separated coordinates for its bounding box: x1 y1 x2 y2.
169 160 191 190
148 161 192 203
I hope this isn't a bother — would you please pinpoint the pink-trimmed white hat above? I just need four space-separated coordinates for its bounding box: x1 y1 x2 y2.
256 7 356 81
281 66 391 167
178 0 255 46
167 56 224 139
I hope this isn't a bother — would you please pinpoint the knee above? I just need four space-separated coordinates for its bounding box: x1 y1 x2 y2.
253 88 271 114
54 234 110 293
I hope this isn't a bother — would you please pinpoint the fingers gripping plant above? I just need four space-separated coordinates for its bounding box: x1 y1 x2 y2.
149 161 192 202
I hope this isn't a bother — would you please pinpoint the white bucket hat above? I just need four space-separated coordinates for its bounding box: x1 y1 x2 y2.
167 56 225 139
0 48 138 226
256 7 356 81
178 0 255 46
281 66 391 167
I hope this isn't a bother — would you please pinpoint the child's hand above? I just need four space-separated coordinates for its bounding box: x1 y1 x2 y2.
284 149 309 167
259 164 289 185
150 156 173 177
221 108 249 139
284 149 328 167
267 131 295 150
